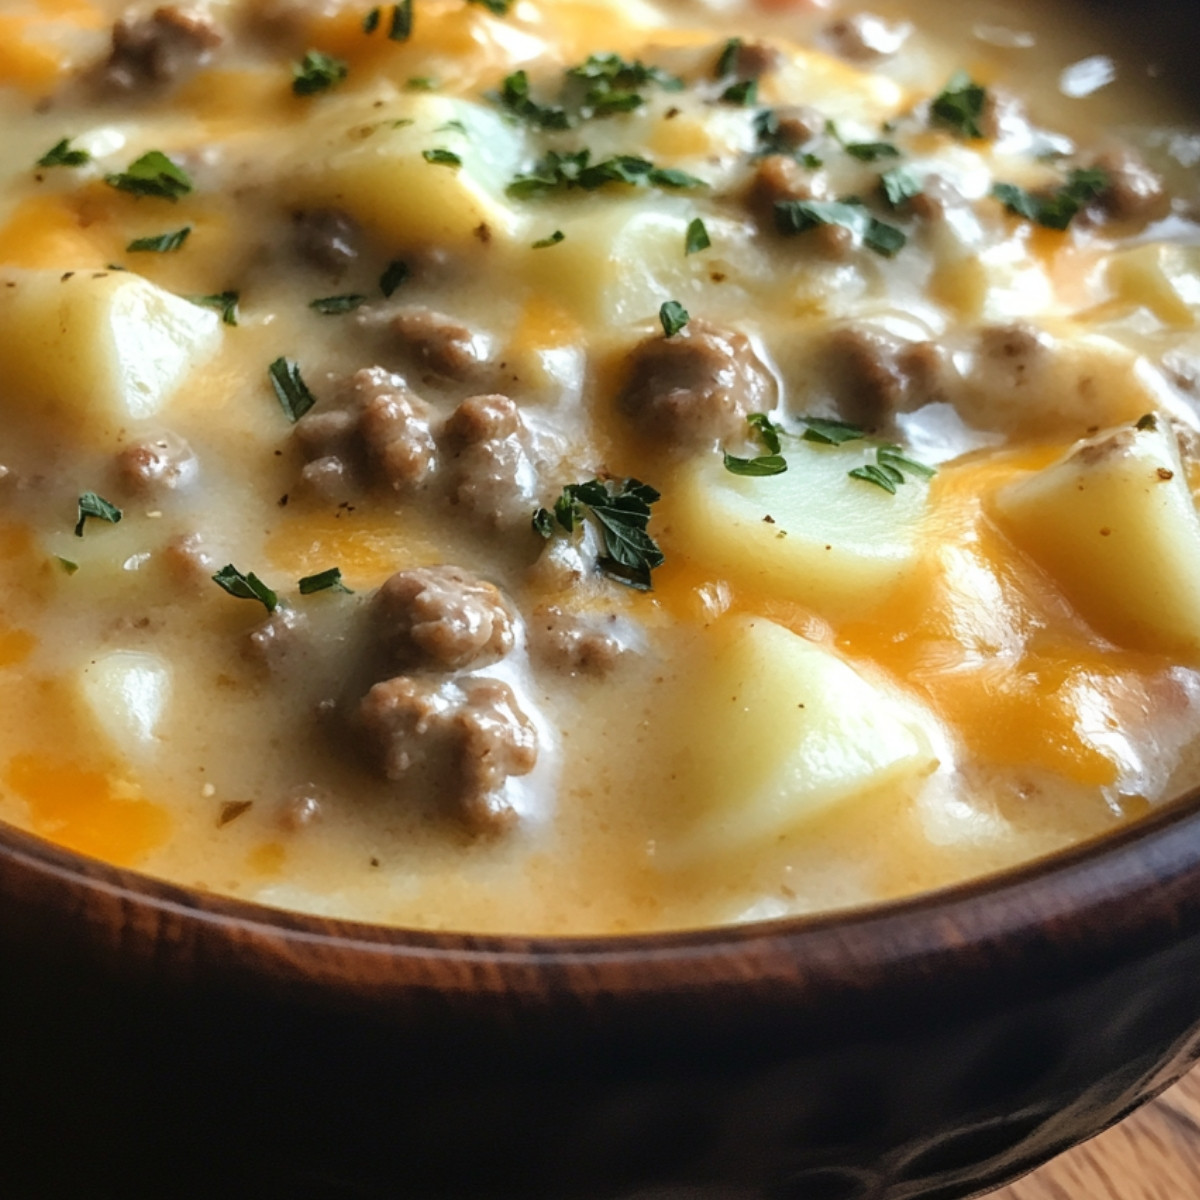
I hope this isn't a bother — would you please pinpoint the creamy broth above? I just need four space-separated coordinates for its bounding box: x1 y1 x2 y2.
1 0 1200 934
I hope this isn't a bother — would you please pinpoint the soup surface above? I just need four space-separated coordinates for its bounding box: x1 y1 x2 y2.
1 0 1199 933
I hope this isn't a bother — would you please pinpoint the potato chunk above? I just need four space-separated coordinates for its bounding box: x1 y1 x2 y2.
994 418 1200 655
671 440 931 617
79 650 172 756
658 617 939 867
0 269 221 439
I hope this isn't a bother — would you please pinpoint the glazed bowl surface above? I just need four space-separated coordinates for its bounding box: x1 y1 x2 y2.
6 2 1200 1198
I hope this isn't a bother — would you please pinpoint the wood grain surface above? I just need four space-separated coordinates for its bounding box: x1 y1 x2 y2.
992 1069 1200 1199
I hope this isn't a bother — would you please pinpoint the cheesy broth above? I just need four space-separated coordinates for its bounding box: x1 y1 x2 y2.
1 0 1199 934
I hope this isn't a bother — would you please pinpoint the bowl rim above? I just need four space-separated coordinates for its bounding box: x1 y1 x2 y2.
5 777 1200 992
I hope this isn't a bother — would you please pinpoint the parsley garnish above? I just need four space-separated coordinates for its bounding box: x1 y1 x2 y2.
715 38 741 78
499 70 570 129
105 150 193 201
293 50 349 96
720 79 757 106
774 199 906 257
363 7 381 33
389 0 413 40
1136 413 1159 431
467 0 513 13
212 565 278 613
423 147 462 167
533 478 665 591
849 444 936 493
56 556 79 575
723 413 788 476
74 492 122 537
37 138 90 168
685 217 711 255
801 416 866 445
310 293 367 314
753 109 822 163
268 357 318 422
748 412 783 453
380 259 409 296
508 150 704 198
845 141 900 162
532 230 565 248
299 567 354 594
880 166 922 208
660 300 689 337
406 76 437 91
188 291 239 325
992 167 1109 231
930 72 988 139
127 226 191 253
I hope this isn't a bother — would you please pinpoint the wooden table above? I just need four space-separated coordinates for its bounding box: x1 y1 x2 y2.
991 1069 1200 1198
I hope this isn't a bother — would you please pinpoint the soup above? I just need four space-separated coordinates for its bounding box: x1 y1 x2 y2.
0 0 1198 934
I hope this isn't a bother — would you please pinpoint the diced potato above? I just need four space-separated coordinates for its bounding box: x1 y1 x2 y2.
1107 243 1200 329
0 268 221 440
656 616 940 868
959 322 1174 434
993 417 1200 655
288 94 525 249
79 650 172 756
670 440 932 618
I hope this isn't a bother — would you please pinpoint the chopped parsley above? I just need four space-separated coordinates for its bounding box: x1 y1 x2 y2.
845 141 900 162
992 167 1109 230
74 492 122 537
715 38 742 78
659 299 689 337
127 226 191 253
212 565 279 613
37 138 90 169
774 199 907 257
849 444 937 493
753 109 821 164
299 567 354 595
406 76 437 91
292 50 349 96
187 291 239 325
1136 413 1159 431
685 217 711 255
423 147 462 167
55 556 79 575
388 0 413 40
508 150 704 198
880 166 923 208
721 79 757 106
498 70 570 129
105 150 193 201
467 0 513 13
363 7 381 33
533 478 665 591
310 293 367 314
801 416 867 445
268 357 318 422
532 230 565 248
724 414 788 476
930 72 988 139
380 259 409 296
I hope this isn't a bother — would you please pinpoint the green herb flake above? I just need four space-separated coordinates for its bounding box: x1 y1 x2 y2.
380 259 410 296
105 150 193 201
537 478 665 591
992 167 1109 231
126 226 192 253
299 567 354 595
849 444 937 493
74 492 122 537
497 69 571 130
388 0 413 40
292 49 349 96
880 166 922 208
723 452 788 477
1136 413 1159 431
774 199 907 258
268 357 318 423
212 564 278 613
849 463 899 493
363 6 381 33
877 444 936 480
801 416 867 445
845 141 900 162
436 119 467 134
37 138 90 169
930 71 988 140
715 37 742 78
685 217 711 256
423 147 462 167
532 230 565 248
660 299 689 338
310 293 367 314
507 149 704 198
467 0 513 13
187 291 239 325
405 76 437 91
747 412 783 454
720 79 757 106
55 556 79 575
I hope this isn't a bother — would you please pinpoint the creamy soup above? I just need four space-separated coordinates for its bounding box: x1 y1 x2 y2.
1 0 1199 934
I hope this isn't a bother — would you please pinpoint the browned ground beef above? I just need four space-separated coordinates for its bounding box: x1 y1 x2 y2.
115 433 197 496
370 565 516 671
826 326 947 430
1093 148 1170 223
383 307 492 383
357 675 537 836
823 13 909 61
242 607 311 674
291 208 362 275
528 606 628 676
97 5 222 93
618 319 775 451
441 394 536 528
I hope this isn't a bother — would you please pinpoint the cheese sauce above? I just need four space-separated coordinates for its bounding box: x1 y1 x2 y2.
1 0 1199 933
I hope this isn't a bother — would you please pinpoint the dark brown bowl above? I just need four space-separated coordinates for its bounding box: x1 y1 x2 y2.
6 3 1200 1198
